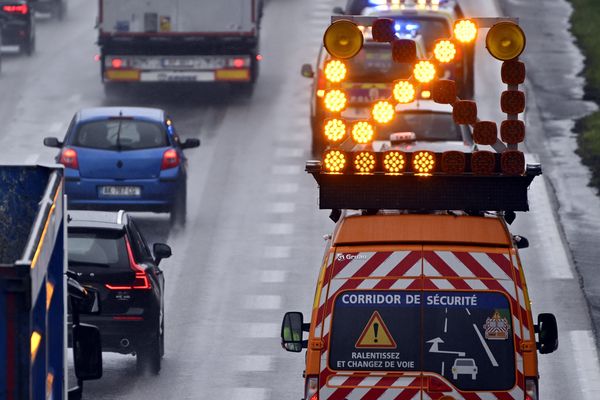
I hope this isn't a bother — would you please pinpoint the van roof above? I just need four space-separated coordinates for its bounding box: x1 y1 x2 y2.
332 214 512 247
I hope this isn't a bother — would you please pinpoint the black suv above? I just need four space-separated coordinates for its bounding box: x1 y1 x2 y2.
68 210 172 374
0 0 35 55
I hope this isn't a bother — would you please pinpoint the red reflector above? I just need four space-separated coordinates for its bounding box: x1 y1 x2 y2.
233 58 245 68
256 54 263 61
59 148 79 169
2 4 28 14
111 58 123 69
113 316 144 321
106 239 151 290
161 148 180 170
309 395 318 400
94 54 101 62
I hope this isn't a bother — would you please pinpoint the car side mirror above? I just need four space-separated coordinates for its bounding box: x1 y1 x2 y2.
332 6 345 14
67 275 101 315
181 138 200 149
301 63 315 79
536 313 558 354
72 323 103 381
44 137 63 148
153 243 172 265
281 311 309 352
513 235 529 249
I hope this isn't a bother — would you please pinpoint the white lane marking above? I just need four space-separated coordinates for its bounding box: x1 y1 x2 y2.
271 165 302 175
244 295 282 310
263 246 291 259
444 317 448 333
265 223 294 235
570 330 600 400
472 324 499 367
67 93 83 105
275 148 304 158
237 355 273 372
269 183 299 194
231 388 270 400
529 178 575 279
48 122 64 134
268 202 296 214
260 270 287 283
277 133 305 143
241 323 279 338
25 154 39 164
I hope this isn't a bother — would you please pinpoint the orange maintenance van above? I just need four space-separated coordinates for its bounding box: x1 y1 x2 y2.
281 211 558 400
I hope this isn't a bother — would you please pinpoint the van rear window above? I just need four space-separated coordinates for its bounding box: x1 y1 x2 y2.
329 290 516 391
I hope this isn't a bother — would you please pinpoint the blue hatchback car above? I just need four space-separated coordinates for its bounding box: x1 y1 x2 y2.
44 107 200 225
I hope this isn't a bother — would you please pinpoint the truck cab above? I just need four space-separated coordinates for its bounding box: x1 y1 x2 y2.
282 212 559 399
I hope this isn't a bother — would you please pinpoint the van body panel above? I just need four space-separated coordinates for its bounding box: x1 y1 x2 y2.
313 243 533 400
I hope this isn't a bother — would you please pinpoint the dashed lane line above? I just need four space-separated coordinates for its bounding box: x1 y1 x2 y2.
275 148 304 158
570 330 600 400
269 183 299 194
230 388 270 400
271 165 302 176
260 270 287 283
265 223 294 235
237 355 274 372
263 246 291 259
268 202 296 214
241 323 280 338
244 295 282 310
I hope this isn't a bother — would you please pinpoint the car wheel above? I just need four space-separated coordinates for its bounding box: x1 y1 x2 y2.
136 331 161 375
23 36 35 56
55 2 65 20
170 184 187 227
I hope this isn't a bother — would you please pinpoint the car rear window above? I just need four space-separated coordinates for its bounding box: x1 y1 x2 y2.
377 112 466 141
345 44 413 83
329 290 516 391
68 229 128 269
72 119 168 151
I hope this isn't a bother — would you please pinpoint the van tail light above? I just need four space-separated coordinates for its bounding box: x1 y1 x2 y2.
525 378 538 400
161 149 180 170
106 239 152 290
305 376 319 400
59 148 79 169
2 4 29 14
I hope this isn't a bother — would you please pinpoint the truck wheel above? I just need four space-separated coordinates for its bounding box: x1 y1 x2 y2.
170 186 187 227
311 117 325 157
136 335 161 375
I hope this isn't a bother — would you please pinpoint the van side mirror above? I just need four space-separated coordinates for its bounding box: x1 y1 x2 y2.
513 235 529 249
181 138 200 149
72 323 103 381
332 6 345 14
536 313 558 354
281 312 309 352
153 243 172 265
301 63 315 78
44 137 63 148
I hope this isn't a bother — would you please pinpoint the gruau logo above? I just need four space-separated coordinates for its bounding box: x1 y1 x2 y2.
336 253 368 262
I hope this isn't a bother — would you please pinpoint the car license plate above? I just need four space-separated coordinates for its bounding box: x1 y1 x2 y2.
100 186 141 197
161 56 226 69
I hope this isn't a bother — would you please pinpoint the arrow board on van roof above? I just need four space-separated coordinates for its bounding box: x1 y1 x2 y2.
355 311 397 349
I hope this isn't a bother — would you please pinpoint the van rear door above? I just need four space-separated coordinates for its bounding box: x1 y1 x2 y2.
317 246 529 399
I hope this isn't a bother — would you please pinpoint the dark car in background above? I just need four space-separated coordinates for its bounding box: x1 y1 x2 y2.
44 107 200 226
68 210 172 374
0 0 35 55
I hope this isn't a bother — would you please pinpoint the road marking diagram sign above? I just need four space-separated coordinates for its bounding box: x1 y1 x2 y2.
356 311 397 349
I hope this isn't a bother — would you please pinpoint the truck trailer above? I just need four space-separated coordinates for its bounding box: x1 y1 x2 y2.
97 0 263 94
0 165 102 400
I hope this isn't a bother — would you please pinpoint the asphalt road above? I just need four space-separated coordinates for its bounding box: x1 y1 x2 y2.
1 0 599 399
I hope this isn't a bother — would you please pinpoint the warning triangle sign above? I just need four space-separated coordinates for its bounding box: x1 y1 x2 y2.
355 311 397 349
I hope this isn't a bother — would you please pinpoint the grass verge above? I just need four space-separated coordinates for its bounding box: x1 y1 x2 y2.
569 0 600 190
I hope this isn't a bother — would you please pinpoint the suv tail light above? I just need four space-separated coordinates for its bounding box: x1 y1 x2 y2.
2 4 29 14
106 239 151 290
161 148 180 170
59 148 79 169
525 378 538 400
304 376 318 400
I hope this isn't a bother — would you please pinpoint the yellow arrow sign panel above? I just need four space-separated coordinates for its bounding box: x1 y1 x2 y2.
355 311 397 349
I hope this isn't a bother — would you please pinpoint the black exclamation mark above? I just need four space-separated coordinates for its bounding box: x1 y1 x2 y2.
373 322 379 343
